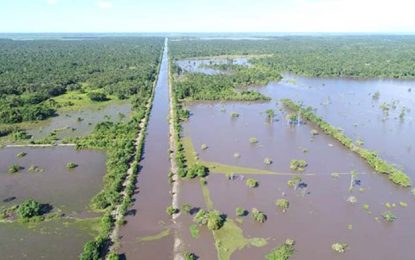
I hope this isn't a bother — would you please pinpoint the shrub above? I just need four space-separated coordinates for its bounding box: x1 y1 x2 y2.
382 211 396 223
249 137 258 144
187 164 209 178
236 207 246 217
287 176 302 188
251 208 267 223
66 162 78 169
181 204 192 214
201 144 208 150
88 92 109 102
331 242 348 253
276 199 289 213
193 209 225 230
184 252 197 260
16 200 42 219
246 178 258 188
290 160 308 172
8 164 22 173
264 157 273 165
16 152 27 158
166 206 179 216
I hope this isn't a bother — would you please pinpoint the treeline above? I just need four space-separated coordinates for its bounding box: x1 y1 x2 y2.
170 36 415 79
0 37 164 124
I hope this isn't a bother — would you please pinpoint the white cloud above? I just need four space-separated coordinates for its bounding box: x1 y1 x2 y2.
97 1 113 9
47 0 57 5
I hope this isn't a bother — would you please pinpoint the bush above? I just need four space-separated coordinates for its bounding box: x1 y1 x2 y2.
236 207 246 217
66 162 78 169
246 178 259 188
193 209 225 230
88 92 109 102
187 164 209 178
251 208 267 223
276 199 289 213
181 204 192 214
331 242 348 253
382 211 396 223
166 206 179 216
264 157 273 165
184 252 197 260
16 200 42 219
290 160 308 172
8 164 22 173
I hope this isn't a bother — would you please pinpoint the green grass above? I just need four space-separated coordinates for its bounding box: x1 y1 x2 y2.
200 180 214 210
52 90 123 112
189 224 200 239
137 228 170 242
213 219 268 260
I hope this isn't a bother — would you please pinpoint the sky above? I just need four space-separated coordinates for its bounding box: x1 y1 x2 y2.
0 0 414 33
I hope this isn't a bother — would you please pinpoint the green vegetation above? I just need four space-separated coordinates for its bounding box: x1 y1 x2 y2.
331 242 348 253
246 178 259 188
88 92 109 102
16 200 43 219
382 211 396 223
186 163 209 178
66 162 78 169
265 239 295 260
289 160 308 172
182 203 193 214
282 99 411 187
166 206 179 216
0 199 51 222
251 208 267 223
264 157 273 165
8 164 22 173
171 36 415 79
236 207 246 217
184 252 198 260
0 38 163 126
137 228 171 242
193 209 226 231
189 224 200 238
287 176 302 188
249 136 258 144
16 152 27 158
265 109 275 122
276 199 290 213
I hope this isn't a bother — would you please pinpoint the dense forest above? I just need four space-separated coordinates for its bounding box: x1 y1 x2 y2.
171 62 280 101
170 36 415 79
0 38 163 124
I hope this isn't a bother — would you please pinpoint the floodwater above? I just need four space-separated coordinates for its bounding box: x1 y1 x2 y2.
176 58 250 75
257 74 415 178
0 146 105 259
118 40 174 259
177 62 415 259
0 146 106 214
181 102 415 259
26 102 132 140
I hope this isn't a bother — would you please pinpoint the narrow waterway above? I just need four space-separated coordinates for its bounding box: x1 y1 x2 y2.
119 39 173 259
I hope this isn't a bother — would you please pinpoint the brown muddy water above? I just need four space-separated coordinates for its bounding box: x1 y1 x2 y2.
118 41 174 259
0 146 105 259
176 73 415 259
26 102 132 140
0 146 106 214
257 74 415 178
